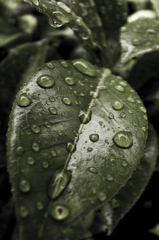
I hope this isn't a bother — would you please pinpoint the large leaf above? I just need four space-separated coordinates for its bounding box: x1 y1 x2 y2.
7 59 148 240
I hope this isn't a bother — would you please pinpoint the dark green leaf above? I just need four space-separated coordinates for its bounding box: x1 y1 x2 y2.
7 59 148 240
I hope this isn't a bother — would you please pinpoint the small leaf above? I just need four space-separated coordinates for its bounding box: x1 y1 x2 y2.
7 59 148 240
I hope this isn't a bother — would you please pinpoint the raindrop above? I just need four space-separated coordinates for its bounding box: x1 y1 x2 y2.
31 124 41 133
49 107 57 115
58 130 63 136
127 97 135 103
88 167 97 174
45 122 51 128
32 142 40 152
50 97 55 102
98 192 107 202
144 115 148 120
17 93 32 107
53 10 70 24
89 134 99 142
19 179 31 193
36 202 44 210
87 147 93 152
132 39 140 46
16 146 24 156
122 160 128 167
27 156 35 165
37 75 55 88
119 81 127 86
79 110 92 124
113 131 133 148
112 100 124 110
128 110 133 114
57 2 71 13
106 174 114 181
65 77 75 86
139 106 146 113
50 204 70 220
115 85 125 92
60 61 68 68
72 59 96 77
32 0 39 6
48 169 71 200
109 113 114 119
42 161 49 169
20 206 28 217
51 150 57 157
66 142 76 153
62 97 72 105
142 127 146 132
120 112 125 118
46 62 54 69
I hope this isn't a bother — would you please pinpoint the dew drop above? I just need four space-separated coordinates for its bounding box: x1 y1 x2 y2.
65 77 75 86
50 97 55 102
32 142 40 152
20 206 28 217
128 110 133 114
79 110 92 124
72 59 96 77
36 202 44 210
112 100 124 110
89 134 99 142
87 147 93 152
37 75 55 88
32 0 39 6
45 121 51 128
127 97 135 103
119 81 127 86
31 124 41 133
45 62 54 69
109 113 114 119
49 107 57 115
88 167 97 174
58 130 63 136
106 174 114 181
62 97 71 105
132 38 140 46
120 112 125 118
27 156 35 165
50 204 70 220
98 192 107 202
53 10 70 24
48 169 71 200
57 2 71 13
60 61 68 68
17 93 32 107
51 150 57 157
122 160 128 167
115 85 125 92
139 106 146 113
19 179 31 193
16 146 24 156
142 127 146 132
144 115 148 120
113 131 133 148
66 142 76 153
42 161 49 169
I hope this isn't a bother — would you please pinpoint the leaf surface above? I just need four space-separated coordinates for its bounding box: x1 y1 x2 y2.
7 59 148 240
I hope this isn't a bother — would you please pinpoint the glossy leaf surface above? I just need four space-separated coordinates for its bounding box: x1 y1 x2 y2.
7 59 148 240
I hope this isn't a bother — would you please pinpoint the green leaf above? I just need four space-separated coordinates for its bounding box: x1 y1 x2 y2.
7 59 148 240
91 123 158 235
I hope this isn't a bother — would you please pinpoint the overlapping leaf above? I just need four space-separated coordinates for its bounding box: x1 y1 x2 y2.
7 59 148 240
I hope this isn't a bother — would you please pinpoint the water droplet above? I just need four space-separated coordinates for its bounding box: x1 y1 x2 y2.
115 85 125 92
60 61 68 68
72 59 96 77
27 156 35 165
45 122 51 128
122 160 128 167
50 97 55 102
88 167 97 174
17 93 32 107
37 75 55 88
16 146 24 156
65 77 75 86
87 147 93 152
57 2 71 13
58 130 63 136
127 97 135 103
128 110 133 114
98 192 107 202
144 115 148 120
112 100 124 110
32 142 40 152
106 174 114 181
112 198 120 208
132 39 140 46
48 169 71 200
113 131 133 148
62 97 71 105
36 202 43 210
51 150 57 157
89 134 99 142
142 127 146 132
46 62 54 69
53 10 70 24
139 106 146 113
146 29 155 35
122 46 128 52
109 113 114 119
31 124 41 133
49 107 57 115
79 110 92 124
42 161 49 169
66 142 76 153
20 206 28 217
120 112 125 118
119 81 127 86
91 188 97 194
19 179 31 193
50 204 70 220
46 100 51 105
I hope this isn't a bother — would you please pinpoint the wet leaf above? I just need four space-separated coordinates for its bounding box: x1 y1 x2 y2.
7 59 148 240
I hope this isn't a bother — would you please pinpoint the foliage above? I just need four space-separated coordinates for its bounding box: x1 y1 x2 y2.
0 0 159 240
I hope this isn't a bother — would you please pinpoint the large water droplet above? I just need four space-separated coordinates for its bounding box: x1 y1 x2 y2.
89 134 99 142
113 131 133 148
17 93 32 107
37 75 55 88
20 206 28 217
79 110 92 124
98 192 107 202
112 100 124 110
19 179 31 193
27 156 35 165
48 169 71 200
62 97 71 105
66 142 76 153
16 146 24 156
50 204 70 220
49 107 57 115
65 77 75 86
88 167 97 174
72 59 96 77
57 2 71 13
31 124 41 133
32 142 40 152
115 85 125 92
